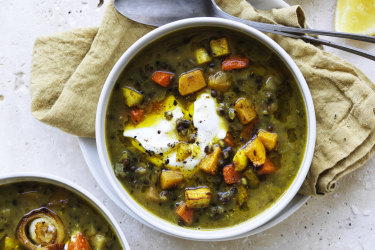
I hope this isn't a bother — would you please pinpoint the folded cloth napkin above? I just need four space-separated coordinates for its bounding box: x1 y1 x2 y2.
30 0 375 195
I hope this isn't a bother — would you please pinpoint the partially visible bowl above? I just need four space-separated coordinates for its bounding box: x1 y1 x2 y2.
96 17 316 240
0 173 130 249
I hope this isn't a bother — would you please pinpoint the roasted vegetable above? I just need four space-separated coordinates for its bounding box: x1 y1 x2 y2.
258 158 277 175
17 208 65 250
244 137 266 167
151 71 174 87
222 57 249 71
210 37 230 57
178 69 207 96
233 149 248 171
258 130 278 151
185 187 212 208
223 132 235 147
130 108 144 124
236 185 249 206
240 118 258 141
198 145 221 175
160 170 183 189
176 202 194 225
176 142 192 162
67 232 91 250
234 97 257 125
195 48 211 65
223 164 241 184
121 87 144 107
208 71 231 91
243 168 259 188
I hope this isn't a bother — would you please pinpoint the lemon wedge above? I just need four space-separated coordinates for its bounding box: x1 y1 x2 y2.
335 0 375 35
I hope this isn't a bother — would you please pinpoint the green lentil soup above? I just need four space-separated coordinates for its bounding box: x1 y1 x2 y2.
0 182 122 249
105 27 307 229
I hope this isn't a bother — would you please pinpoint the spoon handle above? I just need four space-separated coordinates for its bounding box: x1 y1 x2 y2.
269 30 375 61
209 3 375 61
247 21 375 44
209 0 375 44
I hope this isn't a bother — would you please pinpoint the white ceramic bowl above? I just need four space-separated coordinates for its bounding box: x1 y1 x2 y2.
96 17 316 241
0 172 130 249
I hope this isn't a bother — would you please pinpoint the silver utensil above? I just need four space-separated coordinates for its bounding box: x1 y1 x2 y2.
114 0 375 61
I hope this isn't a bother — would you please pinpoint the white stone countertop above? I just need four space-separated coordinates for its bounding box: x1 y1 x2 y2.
1 0 374 249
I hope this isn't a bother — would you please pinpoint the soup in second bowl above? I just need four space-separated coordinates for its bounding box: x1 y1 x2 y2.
0 181 122 249
105 27 307 229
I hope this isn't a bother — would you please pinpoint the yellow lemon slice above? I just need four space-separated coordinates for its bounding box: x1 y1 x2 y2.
335 0 375 35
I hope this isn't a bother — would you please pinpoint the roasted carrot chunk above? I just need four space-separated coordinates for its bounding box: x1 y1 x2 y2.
67 232 91 250
222 57 249 71
130 108 144 124
223 164 241 184
151 71 174 87
240 118 258 141
176 202 194 225
257 158 277 175
223 132 235 147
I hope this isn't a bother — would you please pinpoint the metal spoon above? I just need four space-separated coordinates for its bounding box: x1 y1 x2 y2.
114 0 375 61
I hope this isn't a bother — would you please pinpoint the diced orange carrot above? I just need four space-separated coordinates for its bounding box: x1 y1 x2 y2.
257 158 277 175
176 202 194 225
67 232 91 250
224 132 235 147
130 108 144 124
222 57 249 71
151 71 174 87
223 164 241 184
240 118 259 141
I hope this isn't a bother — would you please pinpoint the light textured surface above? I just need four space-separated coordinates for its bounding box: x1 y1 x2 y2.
0 0 374 249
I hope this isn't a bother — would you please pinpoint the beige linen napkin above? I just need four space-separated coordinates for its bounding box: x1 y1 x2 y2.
30 0 375 195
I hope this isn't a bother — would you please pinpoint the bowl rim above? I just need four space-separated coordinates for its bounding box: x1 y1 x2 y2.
0 172 130 249
96 17 316 240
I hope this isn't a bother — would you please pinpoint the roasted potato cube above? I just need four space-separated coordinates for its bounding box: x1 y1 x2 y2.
244 137 266 167
195 48 211 65
176 142 192 162
258 130 278 151
179 69 207 96
243 168 259 188
234 97 257 125
185 187 212 208
208 71 231 91
198 145 221 175
210 37 230 57
236 185 249 206
121 87 144 107
160 170 183 189
233 149 248 171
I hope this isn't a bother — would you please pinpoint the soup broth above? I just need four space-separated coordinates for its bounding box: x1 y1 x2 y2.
105 27 307 229
0 182 122 249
